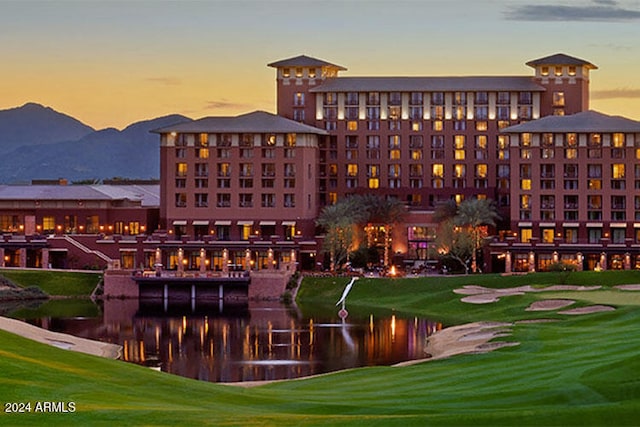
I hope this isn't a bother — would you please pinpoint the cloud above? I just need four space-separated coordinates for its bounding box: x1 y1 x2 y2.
504 1 640 22
204 99 252 110
145 77 181 86
591 88 640 100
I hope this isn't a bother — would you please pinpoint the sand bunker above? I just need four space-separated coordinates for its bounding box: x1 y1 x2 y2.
526 299 575 311
614 284 640 291
558 305 615 315
458 285 602 305
0 316 122 359
395 321 519 366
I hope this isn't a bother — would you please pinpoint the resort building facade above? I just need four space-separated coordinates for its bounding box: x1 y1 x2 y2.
1 52 640 277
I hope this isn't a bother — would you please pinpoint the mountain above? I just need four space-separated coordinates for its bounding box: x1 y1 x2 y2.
0 103 95 152
0 103 191 183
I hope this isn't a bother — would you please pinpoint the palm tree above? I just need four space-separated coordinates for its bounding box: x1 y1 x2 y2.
316 197 367 272
358 194 406 268
454 198 501 273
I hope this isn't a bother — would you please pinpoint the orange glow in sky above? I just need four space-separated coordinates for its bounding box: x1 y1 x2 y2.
1 1 640 129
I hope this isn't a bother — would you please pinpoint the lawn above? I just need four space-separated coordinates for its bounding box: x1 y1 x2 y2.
2 270 640 425
0 269 101 297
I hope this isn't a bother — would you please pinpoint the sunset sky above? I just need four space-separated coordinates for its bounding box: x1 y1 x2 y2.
2 0 640 130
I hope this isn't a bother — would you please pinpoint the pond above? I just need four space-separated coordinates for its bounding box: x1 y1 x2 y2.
6 298 443 383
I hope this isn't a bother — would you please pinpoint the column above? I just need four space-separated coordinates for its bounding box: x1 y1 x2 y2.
576 252 584 271
0 248 4 267
245 249 252 271
19 248 27 268
528 251 536 273
42 248 50 269
625 253 631 270
199 248 206 273
177 248 184 277
222 249 229 275
505 251 512 273
267 248 274 270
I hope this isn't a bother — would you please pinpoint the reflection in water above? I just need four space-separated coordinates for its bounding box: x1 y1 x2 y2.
17 298 442 383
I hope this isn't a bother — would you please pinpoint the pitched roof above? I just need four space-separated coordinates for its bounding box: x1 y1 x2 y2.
526 53 597 69
310 76 545 93
152 111 327 135
0 185 159 207
267 55 346 71
501 110 640 133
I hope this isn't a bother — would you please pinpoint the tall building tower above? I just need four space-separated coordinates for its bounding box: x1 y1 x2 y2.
267 55 346 124
526 53 598 117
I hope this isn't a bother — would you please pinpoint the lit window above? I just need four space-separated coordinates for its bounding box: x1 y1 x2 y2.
432 164 444 178
368 178 379 189
347 121 358 131
553 92 565 107
521 179 532 190
520 228 532 243
612 164 625 179
568 66 576 76
554 66 563 76
476 164 487 178
347 164 358 176
541 66 549 76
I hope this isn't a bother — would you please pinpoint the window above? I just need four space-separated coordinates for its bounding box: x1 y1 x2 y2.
261 193 276 208
240 163 253 177
195 193 208 208
541 228 555 243
367 92 380 105
588 228 602 244
176 163 187 177
175 193 187 207
497 135 509 160
294 92 304 106
553 92 565 107
454 135 465 159
217 163 230 177
42 216 55 233
217 193 230 207
284 194 295 207
239 193 253 208
195 163 208 177
520 228 532 243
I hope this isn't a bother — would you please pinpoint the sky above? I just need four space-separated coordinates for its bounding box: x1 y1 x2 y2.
1 0 640 130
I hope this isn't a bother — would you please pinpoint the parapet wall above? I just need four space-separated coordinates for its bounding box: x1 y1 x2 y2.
249 270 292 300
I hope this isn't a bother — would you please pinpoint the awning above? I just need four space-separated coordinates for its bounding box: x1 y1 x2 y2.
282 221 296 226
237 220 254 225
517 222 532 227
119 248 137 252
192 220 210 226
611 223 627 228
562 222 579 227
539 222 556 227
259 221 276 226
214 220 232 226
172 220 187 226
586 222 603 227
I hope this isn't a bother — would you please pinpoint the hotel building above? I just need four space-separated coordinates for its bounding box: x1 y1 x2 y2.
2 52 640 277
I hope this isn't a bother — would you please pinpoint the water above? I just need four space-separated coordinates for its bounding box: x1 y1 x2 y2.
8 298 442 383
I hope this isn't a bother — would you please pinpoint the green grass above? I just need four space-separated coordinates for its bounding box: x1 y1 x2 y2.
2 270 640 425
0 269 101 297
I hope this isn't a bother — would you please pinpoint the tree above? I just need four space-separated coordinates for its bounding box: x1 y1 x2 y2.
357 194 406 267
453 198 501 273
434 218 474 274
316 197 367 272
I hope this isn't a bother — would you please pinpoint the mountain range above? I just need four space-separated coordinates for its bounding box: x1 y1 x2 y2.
0 103 191 183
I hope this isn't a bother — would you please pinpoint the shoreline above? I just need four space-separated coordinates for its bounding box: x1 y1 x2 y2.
0 316 122 359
